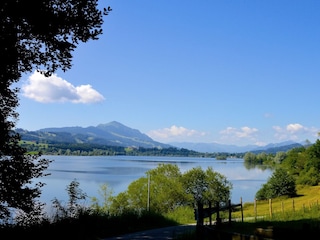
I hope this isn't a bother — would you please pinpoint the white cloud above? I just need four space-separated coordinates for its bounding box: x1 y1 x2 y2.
219 126 259 145
286 123 304 133
273 123 319 142
147 125 207 142
22 71 105 103
147 123 319 145
255 141 267 146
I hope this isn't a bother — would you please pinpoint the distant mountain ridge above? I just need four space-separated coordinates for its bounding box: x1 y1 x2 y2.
169 142 256 153
17 121 172 149
16 121 304 153
170 140 304 153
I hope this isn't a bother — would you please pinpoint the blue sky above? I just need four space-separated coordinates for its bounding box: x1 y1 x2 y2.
15 0 320 146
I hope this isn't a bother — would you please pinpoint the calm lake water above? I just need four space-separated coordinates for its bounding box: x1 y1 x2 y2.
39 155 272 209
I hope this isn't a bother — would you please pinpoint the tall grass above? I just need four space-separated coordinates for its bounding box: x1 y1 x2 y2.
165 206 195 224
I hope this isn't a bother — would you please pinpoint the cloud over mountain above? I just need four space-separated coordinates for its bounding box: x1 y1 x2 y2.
147 125 207 142
147 123 319 146
219 126 259 143
22 71 105 103
273 123 318 141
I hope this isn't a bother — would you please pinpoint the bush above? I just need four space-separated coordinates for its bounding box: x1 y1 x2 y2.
256 168 296 200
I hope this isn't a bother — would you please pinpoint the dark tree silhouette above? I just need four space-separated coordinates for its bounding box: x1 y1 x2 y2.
0 0 110 221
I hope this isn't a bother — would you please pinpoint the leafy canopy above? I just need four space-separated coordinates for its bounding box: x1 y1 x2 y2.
0 0 109 221
108 164 232 215
256 168 297 200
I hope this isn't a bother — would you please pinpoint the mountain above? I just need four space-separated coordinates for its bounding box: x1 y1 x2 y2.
16 121 304 153
248 141 304 154
169 142 256 153
17 121 172 149
169 140 303 153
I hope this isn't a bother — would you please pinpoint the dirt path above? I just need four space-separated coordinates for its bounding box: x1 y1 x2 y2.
101 224 196 240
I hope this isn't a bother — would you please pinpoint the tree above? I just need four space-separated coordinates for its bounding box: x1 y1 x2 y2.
125 177 149 214
306 139 320 171
181 166 232 207
109 192 130 216
123 164 187 214
273 151 287 164
281 147 307 177
181 167 207 206
0 0 110 221
145 164 186 213
204 167 232 205
256 168 296 200
91 183 114 214
52 179 88 219
243 152 256 164
296 139 320 185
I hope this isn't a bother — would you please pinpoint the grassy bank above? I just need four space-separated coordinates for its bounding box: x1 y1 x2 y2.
235 185 320 219
173 185 320 239
1 186 319 239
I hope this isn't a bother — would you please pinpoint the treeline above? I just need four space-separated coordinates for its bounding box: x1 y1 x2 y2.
20 140 244 158
243 139 320 200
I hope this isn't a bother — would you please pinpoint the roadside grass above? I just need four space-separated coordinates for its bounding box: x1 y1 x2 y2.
172 185 320 239
165 206 195 224
168 185 320 225
232 185 320 220
1 185 319 239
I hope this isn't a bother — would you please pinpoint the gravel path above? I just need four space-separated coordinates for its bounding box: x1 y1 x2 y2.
101 224 196 240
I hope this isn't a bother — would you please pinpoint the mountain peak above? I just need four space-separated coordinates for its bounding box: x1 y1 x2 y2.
20 121 171 149
98 121 124 128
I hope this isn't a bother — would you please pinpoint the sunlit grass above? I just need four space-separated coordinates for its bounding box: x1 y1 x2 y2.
165 206 195 224
170 185 320 239
231 185 320 220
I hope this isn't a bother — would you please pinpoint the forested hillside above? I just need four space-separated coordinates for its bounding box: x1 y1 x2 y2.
15 121 171 148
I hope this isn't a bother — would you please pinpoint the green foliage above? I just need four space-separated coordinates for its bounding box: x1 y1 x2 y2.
243 152 275 166
164 205 195 224
0 152 52 221
91 183 114 213
109 192 130 216
215 154 227 160
247 141 320 200
281 140 320 186
204 167 232 204
0 179 179 239
125 177 149 214
273 151 287 164
296 167 320 186
182 166 232 206
105 164 232 217
1 0 108 222
282 147 307 177
256 168 296 200
4 172 320 239
146 164 187 213
181 167 208 205
51 179 89 220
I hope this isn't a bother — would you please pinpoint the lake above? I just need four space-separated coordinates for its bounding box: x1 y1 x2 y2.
39 155 273 210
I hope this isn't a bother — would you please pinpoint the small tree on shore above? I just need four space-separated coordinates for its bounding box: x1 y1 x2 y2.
182 166 232 207
256 168 296 200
